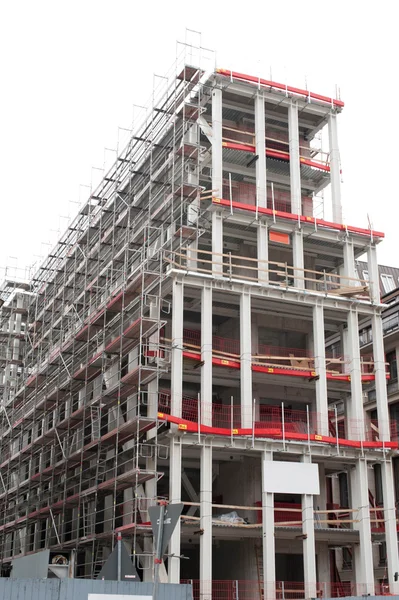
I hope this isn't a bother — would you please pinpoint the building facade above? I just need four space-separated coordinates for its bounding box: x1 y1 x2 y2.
0 45 398 599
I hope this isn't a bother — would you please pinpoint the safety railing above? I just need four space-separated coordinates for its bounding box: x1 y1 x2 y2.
182 580 389 600
165 247 370 299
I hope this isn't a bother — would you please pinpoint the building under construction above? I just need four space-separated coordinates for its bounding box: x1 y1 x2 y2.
1 40 398 599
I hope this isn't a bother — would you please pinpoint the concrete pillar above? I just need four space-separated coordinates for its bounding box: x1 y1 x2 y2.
313 304 328 436
257 220 269 284
288 101 302 215
200 443 213 600
346 309 365 440
212 87 223 276
350 460 374 595
316 462 327 512
367 244 380 304
168 278 184 582
317 542 330 598
171 278 184 416
261 450 275 600
381 459 399 593
255 93 267 209
240 292 252 428
292 230 304 289
372 313 390 440
341 239 356 286
201 285 212 427
302 455 317 600
168 437 182 583
328 113 343 224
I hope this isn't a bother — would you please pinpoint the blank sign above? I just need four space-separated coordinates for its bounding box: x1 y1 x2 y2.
263 461 320 495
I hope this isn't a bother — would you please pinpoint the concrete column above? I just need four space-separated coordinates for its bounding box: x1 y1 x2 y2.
346 309 364 440
292 229 304 289
261 450 275 600
168 437 182 583
257 220 269 284
313 304 328 436
168 278 184 583
240 292 252 428
171 278 184 416
255 93 267 208
200 442 212 600
316 462 327 512
288 101 302 215
317 542 330 598
328 113 343 224
350 460 374 595
372 312 390 440
212 87 223 276
201 285 212 426
301 455 317 600
341 239 356 286
381 459 399 593
367 244 380 304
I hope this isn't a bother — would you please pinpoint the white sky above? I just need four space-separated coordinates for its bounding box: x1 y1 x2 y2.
1 0 398 280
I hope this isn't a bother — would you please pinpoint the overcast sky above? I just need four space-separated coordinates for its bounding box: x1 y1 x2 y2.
1 0 397 281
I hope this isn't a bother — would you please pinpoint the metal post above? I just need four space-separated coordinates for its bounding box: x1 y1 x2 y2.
230 395 234 445
252 398 256 448
153 503 165 600
306 405 311 454
335 406 339 455
281 402 285 451
198 393 201 444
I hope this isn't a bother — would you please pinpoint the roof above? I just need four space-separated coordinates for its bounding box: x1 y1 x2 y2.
356 260 399 298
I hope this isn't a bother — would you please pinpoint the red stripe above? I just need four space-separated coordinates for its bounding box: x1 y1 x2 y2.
217 68 344 108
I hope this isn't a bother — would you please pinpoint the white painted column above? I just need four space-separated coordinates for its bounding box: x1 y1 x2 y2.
212 86 223 276
258 220 269 284
288 101 301 216
201 285 213 427
200 441 213 600
301 455 317 600
317 542 330 598
168 277 184 583
341 238 356 287
350 460 374 595
255 93 267 209
292 230 304 290
381 459 399 593
168 437 182 583
261 450 275 600
367 244 380 304
240 291 252 428
328 112 343 224
313 304 328 436
372 312 390 440
346 309 365 440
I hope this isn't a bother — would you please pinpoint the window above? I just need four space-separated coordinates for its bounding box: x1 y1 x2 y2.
381 273 395 293
339 472 349 508
342 547 352 570
362 270 369 281
386 350 398 381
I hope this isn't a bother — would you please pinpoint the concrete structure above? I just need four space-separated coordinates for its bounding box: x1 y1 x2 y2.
0 41 398 599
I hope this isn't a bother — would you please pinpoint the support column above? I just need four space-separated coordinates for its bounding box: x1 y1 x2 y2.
292 230 304 289
201 285 213 427
346 309 365 440
372 312 390 440
187 124 199 270
317 542 330 598
168 278 184 583
328 113 343 224
288 101 301 216
200 442 212 600
381 459 399 593
301 456 317 600
313 304 328 436
212 87 223 276
255 93 267 208
257 220 269 284
240 291 252 428
168 437 182 583
261 450 275 600
350 460 374 595
367 244 380 304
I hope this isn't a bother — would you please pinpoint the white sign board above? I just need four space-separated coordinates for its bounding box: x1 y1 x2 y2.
88 595 152 600
262 461 320 495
